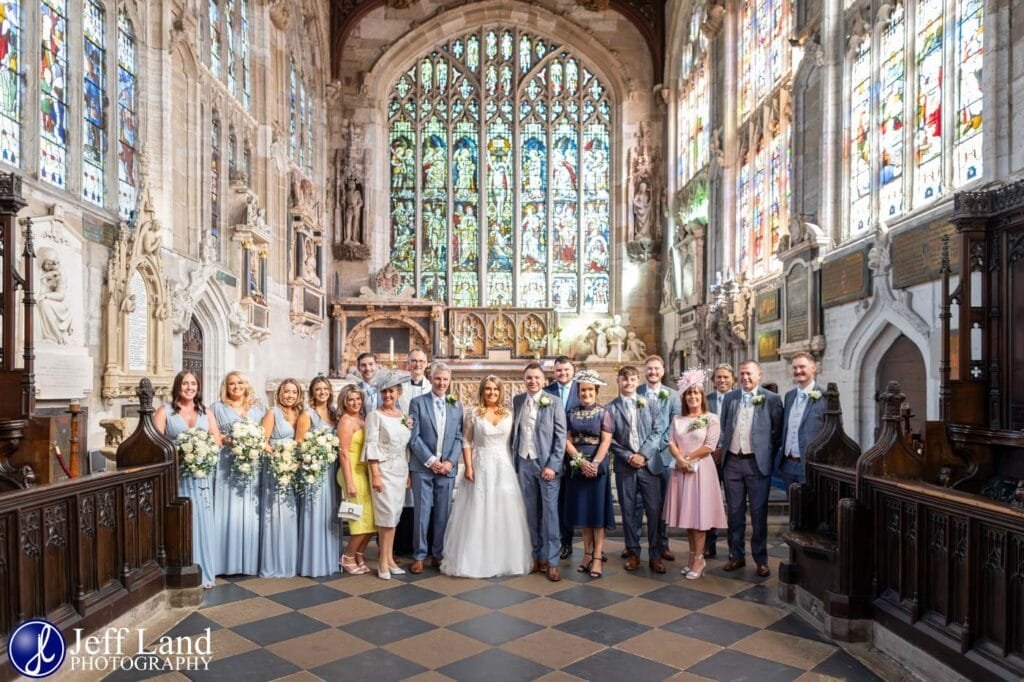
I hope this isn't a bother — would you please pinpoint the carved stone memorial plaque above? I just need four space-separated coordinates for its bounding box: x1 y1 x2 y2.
127 271 149 371
821 249 870 307
786 264 809 343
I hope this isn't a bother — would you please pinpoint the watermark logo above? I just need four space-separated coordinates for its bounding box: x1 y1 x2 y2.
7 619 67 678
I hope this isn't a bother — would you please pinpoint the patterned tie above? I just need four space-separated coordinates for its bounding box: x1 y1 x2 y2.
626 398 640 451
742 392 753 406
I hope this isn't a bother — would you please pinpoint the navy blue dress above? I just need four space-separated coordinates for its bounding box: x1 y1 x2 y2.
564 404 616 530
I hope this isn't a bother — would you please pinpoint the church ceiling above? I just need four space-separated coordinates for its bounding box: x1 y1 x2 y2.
331 0 666 82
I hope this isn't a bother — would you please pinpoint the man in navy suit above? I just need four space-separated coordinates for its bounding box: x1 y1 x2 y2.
704 363 735 558
604 365 667 573
512 362 568 581
718 360 783 577
778 352 828 491
641 355 681 561
407 362 464 573
544 356 581 560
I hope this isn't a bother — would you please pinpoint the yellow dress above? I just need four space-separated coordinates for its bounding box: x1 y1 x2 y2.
339 428 376 534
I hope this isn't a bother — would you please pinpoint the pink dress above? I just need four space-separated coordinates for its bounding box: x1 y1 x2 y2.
663 413 728 531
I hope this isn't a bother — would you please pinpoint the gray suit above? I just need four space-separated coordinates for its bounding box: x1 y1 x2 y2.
707 391 728 416
642 385 680 551
777 384 828 489
510 392 567 564
718 386 783 565
606 395 666 558
408 393 464 561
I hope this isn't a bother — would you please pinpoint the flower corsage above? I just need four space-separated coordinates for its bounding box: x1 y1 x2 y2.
175 428 219 479
751 394 765 406
808 389 822 401
537 395 552 408
657 388 670 401
401 414 415 429
228 418 267 483
635 396 647 408
687 414 710 432
296 427 340 495
569 452 586 476
445 394 459 406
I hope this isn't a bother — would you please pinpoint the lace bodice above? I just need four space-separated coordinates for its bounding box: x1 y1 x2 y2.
464 413 513 474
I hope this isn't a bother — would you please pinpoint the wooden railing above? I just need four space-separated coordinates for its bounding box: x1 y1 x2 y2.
0 379 199 679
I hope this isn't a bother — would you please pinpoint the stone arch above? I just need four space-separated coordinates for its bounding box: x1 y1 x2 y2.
874 334 927 440
190 282 235 394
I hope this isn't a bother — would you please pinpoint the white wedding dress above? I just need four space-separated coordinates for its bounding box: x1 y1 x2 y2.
441 413 533 578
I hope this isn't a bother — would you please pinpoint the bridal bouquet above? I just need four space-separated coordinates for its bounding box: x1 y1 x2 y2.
228 418 267 483
267 439 301 494
297 427 340 495
175 428 219 479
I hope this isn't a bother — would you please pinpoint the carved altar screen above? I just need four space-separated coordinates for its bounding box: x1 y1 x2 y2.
388 28 612 314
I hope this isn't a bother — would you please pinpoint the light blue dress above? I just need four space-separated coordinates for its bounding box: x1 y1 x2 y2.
166 404 220 587
260 407 299 578
298 409 340 577
212 401 266 576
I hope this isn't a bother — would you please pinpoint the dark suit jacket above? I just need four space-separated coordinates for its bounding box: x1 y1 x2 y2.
544 380 582 413
605 395 665 475
777 384 828 466
718 386 783 477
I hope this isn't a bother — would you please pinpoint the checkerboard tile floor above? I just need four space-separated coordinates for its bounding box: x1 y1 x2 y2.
119 539 883 682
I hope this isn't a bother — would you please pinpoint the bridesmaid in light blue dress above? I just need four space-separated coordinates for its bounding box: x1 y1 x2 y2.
295 376 340 577
154 370 223 589
260 379 302 578
212 371 266 576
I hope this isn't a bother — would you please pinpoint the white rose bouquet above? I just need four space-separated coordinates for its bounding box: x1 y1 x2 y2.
175 428 219 479
267 439 301 495
228 418 267 483
297 427 340 495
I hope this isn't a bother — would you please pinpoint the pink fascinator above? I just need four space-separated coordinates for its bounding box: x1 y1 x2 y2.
678 368 708 393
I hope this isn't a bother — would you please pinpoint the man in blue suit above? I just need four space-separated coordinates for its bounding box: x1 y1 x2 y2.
512 362 568 581
544 355 581 560
407 362 464 574
604 365 667 573
641 355 681 562
355 352 381 416
777 352 828 491
704 363 735 558
718 360 783 577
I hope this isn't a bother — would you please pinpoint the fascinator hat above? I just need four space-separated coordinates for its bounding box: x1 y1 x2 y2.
572 369 607 387
375 370 411 392
678 368 708 394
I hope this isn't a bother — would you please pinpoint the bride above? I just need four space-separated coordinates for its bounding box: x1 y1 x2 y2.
441 375 533 578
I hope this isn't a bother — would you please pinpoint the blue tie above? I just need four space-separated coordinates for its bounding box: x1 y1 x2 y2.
742 392 753 405
560 385 568 407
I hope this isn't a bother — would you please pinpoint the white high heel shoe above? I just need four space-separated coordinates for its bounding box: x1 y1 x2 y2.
389 564 406 575
377 568 391 580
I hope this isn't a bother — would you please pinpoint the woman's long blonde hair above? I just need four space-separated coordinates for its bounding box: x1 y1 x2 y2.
475 375 510 417
336 384 365 417
275 378 305 413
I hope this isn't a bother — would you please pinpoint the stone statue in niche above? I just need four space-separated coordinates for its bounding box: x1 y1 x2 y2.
632 180 653 239
342 178 363 244
626 123 663 263
302 239 321 287
37 247 73 344
624 331 647 362
604 314 628 358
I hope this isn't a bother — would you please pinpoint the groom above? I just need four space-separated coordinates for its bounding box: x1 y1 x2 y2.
512 362 567 581
408 362 464 573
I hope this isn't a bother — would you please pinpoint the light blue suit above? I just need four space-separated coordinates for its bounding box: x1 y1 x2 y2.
718 386 783 565
510 391 567 565
777 384 828 489
408 392 463 561
643 384 681 551
606 395 665 557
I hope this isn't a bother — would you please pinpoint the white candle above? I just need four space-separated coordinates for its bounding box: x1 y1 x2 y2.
617 345 622 363
389 337 395 365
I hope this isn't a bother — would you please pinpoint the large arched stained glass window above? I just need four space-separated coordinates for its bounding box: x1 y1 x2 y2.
40 0 68 189
117 9 137 223
0 1 22 167
677 3 710 187
388 28 612 313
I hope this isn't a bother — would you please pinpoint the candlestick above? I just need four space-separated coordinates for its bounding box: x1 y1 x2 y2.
389 337 395 366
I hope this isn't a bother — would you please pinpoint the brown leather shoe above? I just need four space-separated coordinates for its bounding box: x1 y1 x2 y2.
410 560 424 574
756 563 771 577
624 553 641 571
546 567 562 582
530 560 542 574
660 548 675 561
649 559 667 574
430 557 441 569
621 549 631 558
723 558 746 571
538 559 549 571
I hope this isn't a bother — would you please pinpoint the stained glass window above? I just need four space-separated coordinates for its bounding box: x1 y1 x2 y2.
737 0 790 121
82 0 105 206
678 3 710 187
209 0 220 77
211 114 220 247
225 0 236 97
388 29 612 313
40 0 68 189
954 0 983 185
289 61 298 160
844 0 983 235
240 0 250 109
0 1 21 166
117 9 137 223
